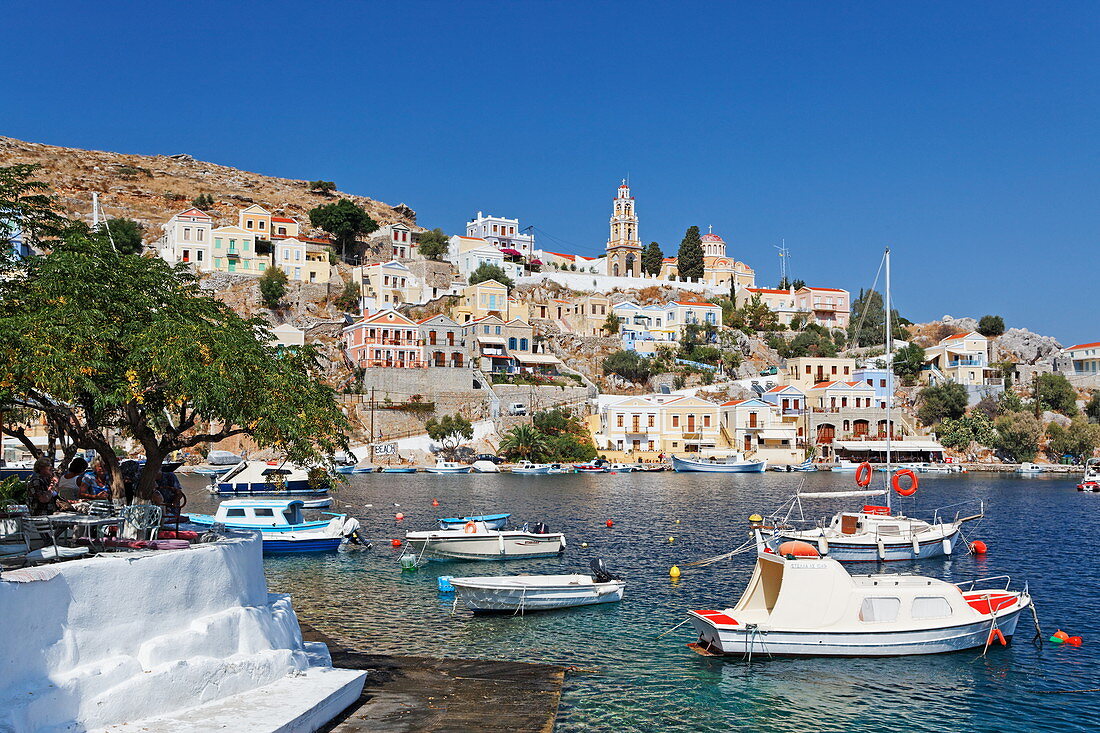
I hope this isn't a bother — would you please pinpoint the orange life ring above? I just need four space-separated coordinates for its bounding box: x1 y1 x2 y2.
892 468 918 496
855 462 873 487
988 628 1007 646
464 521 477 534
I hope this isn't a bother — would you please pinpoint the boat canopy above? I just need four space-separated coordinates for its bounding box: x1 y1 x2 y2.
797 489 887 499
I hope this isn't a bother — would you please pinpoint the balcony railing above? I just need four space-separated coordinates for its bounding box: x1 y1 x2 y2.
356 359 427 369
948 359 984 367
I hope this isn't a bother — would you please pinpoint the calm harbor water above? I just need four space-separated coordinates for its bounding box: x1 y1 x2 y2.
191 471 1098 732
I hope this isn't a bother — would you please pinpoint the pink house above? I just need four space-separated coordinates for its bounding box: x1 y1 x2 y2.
342 309 425 368
794 287 851 328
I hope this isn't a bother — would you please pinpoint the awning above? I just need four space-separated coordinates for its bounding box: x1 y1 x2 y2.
477 336 507 345
759 429 796 440
515 353 561 365
835 440 944 451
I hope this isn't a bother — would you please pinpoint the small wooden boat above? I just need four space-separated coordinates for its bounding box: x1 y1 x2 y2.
671 454 767 473
424 460 472 474
687 539 1031 657
448 560 625 613
573 462 610 473
381 466 416 474
438 513 510 530
512 462 552 475
188 499 363 553
404 521 565 561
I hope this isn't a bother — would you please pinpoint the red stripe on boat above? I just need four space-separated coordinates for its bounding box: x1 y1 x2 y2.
694 610 739 626
963 593 1016 614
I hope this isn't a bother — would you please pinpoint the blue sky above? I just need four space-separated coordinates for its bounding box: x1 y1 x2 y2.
6 2 1098 343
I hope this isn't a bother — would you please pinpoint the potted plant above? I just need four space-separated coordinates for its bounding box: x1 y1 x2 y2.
0 476 28 518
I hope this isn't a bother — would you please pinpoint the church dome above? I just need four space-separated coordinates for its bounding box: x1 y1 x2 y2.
701 232 725 243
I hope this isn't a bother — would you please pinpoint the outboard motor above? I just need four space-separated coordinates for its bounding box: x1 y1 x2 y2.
590 558 620 583
530 521 549 535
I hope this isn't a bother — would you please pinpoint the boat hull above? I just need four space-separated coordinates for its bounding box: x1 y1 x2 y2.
671 455 767 473
405 531 566 561
451 576 625 612
262 536 344 553
424 467 472 474
381 467 417 473
689 607 1025 657
214 480 329 496
512 465 552 475
775 526 962 562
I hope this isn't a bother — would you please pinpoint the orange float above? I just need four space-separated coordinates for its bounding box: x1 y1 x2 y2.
988 628 1007 646
777 541 820 558
892 468 918 496
464 521 477 534
855 462 873 487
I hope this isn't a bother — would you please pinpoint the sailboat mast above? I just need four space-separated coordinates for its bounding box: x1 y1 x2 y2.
884 247 893 510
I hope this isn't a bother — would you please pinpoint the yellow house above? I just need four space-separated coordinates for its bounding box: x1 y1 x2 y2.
452 280 511 323
783 356 858 391
595 395 726 455
720 398 801 464
303 245 331 284
209 225 262 275
270 215 300 240
238 205 273 239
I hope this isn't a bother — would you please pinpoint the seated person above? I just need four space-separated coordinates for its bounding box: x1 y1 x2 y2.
55 457 88 501
78 462 111 501
155 469 184 511
27 458 69 515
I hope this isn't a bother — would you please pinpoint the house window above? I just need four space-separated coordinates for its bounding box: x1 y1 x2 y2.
495 326 501 335
831 366 838 375
617 415 624 427
246 220 254 229
520 338 528 350
844 366 850 375
703 415 711 427
278 227 286 236
197 251 204 262
214 258 222 267
197 229 204 241
509 337 517 349
259 220 266 230
294 267 301 279
648 414 654 427
183 227 191 241
214 238 222 249
880 379 887 388
182 249 190 262
672 415 680 427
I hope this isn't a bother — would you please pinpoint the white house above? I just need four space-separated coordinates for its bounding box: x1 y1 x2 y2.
353 260 424 312
446 235 524 282
1060 342 1100 376
466 212 535 256
158 208 214 271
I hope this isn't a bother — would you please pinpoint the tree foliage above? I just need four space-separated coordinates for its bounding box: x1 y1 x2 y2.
0 226 349 501
642 241 663 275
676 226 704 281
0 164 68 251
892 342 926 384
1086 392 1100 423
727 294 780 333
994 411 1042 462
101 217 144 254
425 414 474 459
468 262 514 289
499 423 548 461
848 289 907 348
416 228 449 261
334 279 360 313
977 315 1005 337
1034 373 1078 415
309 180 337 195
917 382 968 425
602 350 652 384
308 199 378 259
938 411 997 450
603 312 620 335
259 266 289 310
783 325 838 358
1047 417 1100 460
192 193 216 210
500 409 596 462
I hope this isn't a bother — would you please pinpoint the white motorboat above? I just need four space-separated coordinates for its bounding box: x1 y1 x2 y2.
609 463 637 473
687 540 1031 657
424 460 472 474
188 499 364 553
511 462 552 475
471 460 501 473
1078 457 1100 491
404 521 565 561
671 454 767 473
547 463 574 474
1017 462 1044 474
448 559 625 613
831 460 859 472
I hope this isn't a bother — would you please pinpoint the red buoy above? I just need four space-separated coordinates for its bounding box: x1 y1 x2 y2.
431 499 439 507
395 512 405 521
777 540 820 558
390 539 402 547
606 520 614 528
1067 636 1083 646
970 540 988 554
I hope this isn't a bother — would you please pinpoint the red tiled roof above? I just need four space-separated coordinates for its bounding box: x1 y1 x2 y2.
271 216 296 223
804 287 847 293
1066 341 1100 351
701 233 724 242
721 400 746 406
943 332 972 341
749 288 790 295
673 300 720 307
176 207 211 219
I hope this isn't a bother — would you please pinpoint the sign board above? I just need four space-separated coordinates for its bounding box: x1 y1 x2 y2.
372 442 398 457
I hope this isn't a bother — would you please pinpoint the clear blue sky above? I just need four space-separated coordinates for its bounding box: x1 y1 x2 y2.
6 2 1098 344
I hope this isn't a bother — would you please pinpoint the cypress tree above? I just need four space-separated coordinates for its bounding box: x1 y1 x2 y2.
641 241 663 275
677 226 704 281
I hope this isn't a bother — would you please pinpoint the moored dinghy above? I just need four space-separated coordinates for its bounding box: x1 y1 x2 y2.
687 539 1032 657
671 453 767 473
449 559 625 613
404 520 565 561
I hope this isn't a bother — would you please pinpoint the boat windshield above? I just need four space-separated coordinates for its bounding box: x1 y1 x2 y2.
282 505 303 525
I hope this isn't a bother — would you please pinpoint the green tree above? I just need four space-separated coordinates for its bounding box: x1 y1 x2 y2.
641 241 663 275
0 225 349 501
603 312 620 335
676 226 704 281
499 423 549 461
977 315 1005 337
259 266 289 310
1086 392 1100 423
1035 373 1078 415
938 411 997 450
192 193 216 210
602 350 652 384
100 217 144 254
425 414 474 459
917 382 968 425
308 199 378 260
468 262 514 289
999 390 1026 414
784 324 837 358
416 228 449 261
892 342 926 384
848 289 907 348
0 163 68 251
309 180 336 195
1047 417 1100 460
334 279 360 313
994 411 1042 462
728 294 780 333
791 279 806 291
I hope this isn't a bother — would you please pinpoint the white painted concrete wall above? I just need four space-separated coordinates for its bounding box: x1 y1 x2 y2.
0 535 314 732
517 271 719 295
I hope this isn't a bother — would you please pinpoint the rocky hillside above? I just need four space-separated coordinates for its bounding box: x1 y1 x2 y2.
1 135 417 242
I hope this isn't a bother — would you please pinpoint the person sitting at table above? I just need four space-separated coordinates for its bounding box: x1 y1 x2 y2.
154 468 184 512
56 457 88 501
26 457 70 515
78 460 111 501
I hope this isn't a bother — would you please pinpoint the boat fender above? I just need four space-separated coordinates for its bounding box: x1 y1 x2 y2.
438 576 455 593
942 537 953 555
877 539 886 561
912 536 921 556
817 537 829 556
855 462 873 487
1067 636 1083 646
970 540 988 555
464 521 477 534
892 469 918 496
606 520 614 528
391 539 402 547
988 628 1007 646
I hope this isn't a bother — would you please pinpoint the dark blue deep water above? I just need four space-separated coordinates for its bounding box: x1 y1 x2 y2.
194 471 1099 731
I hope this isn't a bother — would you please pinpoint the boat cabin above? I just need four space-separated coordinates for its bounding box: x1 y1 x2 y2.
830 507 931 536
213 500 305 528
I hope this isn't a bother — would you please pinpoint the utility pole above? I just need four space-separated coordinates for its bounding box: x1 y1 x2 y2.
774 240 790 287
369 387 376 465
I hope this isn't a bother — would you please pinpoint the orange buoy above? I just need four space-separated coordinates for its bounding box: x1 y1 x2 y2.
431 499 439 507
777 540 820 558
464 521 477 534
970 540 988 554
1067 636 1083 646
892 468 918 496
1054 630 1070 641
988 628 1007 646
390 539 402 547
855 462 873 487
395 512 404 521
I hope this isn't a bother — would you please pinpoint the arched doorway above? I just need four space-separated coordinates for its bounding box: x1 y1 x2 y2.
817 423 836 445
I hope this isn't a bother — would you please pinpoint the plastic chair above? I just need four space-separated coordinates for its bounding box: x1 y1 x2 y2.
119 505 164 540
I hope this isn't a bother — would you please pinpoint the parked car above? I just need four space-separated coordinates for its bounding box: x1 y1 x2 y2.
759 366 778 376
475 454 505 465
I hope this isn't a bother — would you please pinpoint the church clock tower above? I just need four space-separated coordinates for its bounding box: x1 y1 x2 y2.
606 181 642 277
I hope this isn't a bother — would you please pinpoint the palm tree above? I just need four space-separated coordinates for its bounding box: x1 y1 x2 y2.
500 424 548 461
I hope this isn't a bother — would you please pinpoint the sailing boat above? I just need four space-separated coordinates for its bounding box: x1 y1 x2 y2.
767 248 983 561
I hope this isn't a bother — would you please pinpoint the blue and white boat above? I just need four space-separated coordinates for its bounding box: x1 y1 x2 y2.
210 460 331 496
438 513 511 530
188 499 362 553
511 462 552 475
424 460 472 474
381 466 417 474
671 454 767 473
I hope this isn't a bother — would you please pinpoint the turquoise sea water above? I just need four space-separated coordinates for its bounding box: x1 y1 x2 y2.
192 471 1098 731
